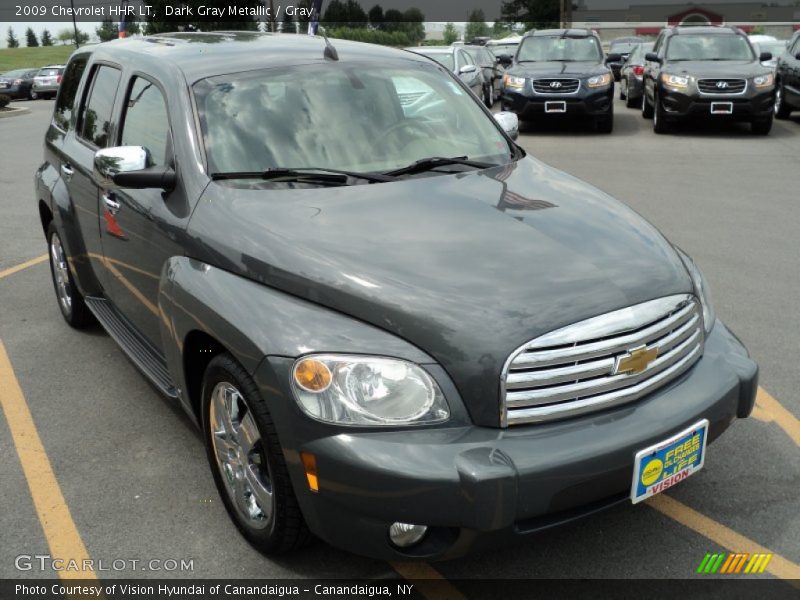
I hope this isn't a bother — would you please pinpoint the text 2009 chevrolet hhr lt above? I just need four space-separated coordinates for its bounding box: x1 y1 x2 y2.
35 33 757 559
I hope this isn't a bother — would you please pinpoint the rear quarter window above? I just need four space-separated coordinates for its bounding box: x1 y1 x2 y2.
78 65 122 148
53 56 88 132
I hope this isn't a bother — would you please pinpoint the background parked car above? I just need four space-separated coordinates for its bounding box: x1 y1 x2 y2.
619 42 654 108
486 37 522 66
31 65 65 100
0 68 38 100
405 46 485 99
753 40 789 70
463 44 502 106
774 31 800 119
606 37 644 80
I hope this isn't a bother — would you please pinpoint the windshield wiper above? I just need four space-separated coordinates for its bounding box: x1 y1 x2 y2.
383 156 495 178
211 167 395 184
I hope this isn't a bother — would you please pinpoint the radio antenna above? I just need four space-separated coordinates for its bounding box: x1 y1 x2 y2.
318 26 339 61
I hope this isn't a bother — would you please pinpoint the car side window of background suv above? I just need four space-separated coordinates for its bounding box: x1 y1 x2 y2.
53 57 88 132
78 65 122 149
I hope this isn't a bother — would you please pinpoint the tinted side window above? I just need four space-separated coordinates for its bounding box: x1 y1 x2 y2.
79 65 121 148
120 77 171 167
53 56 88 132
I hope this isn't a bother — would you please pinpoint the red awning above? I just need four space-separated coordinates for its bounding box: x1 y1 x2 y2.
736 25 754 33
635 27 662 35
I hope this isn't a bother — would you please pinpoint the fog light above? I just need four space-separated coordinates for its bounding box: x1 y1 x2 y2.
388 522 428 548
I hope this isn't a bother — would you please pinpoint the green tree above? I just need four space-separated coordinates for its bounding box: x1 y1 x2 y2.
25 27 39 47
144 0 260 34
501 0 559 30
492 20 513 38
96 18 119 42
465 9 489 41
126 15 142 36
57 28 89 46
401 7 425 45
323 0 368 28
6 27 19 48
41 29 54 46
381 8 403 32
281 9 296 33
442 22 458 45
367 4 383 27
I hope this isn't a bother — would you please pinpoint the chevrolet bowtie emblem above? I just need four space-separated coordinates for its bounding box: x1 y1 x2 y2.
615 345 659 375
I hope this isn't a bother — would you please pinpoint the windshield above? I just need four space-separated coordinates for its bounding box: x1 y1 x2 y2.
193 63 512 176
610 42 640 54
754 41 786 58
420 52 454 71
666 35 755 61
463 47 489 64
487 43 518 57
517 36 602 62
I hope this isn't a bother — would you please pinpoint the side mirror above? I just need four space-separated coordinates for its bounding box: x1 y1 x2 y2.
459 64 478 75
494 111 519 140
759 52 773 62
645 52 662 64
606 53 622 62
94 146 176 191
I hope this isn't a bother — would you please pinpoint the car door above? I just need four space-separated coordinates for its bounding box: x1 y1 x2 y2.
55 61 123 295
99 74 188 348
785 35 800 105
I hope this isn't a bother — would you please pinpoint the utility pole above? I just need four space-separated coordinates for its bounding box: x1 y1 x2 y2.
70 0 80 47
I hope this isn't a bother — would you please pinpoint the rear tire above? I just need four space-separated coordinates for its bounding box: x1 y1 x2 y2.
483 84 493 108
202 353 311 555
619 78 627 100
751 115 773 135
774 83 791 120
625 89 638 109
642 88 654 119
47 223 92 328
30 90 38 100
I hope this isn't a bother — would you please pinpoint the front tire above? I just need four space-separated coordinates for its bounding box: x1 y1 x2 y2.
47 223 92 328
30 90 38 100
653 91 669 134
483 84 493 108
774 83 791 120
642 87 654 119
202 353 310 555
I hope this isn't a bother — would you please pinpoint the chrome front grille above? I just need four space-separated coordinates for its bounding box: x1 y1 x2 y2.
697 79 747 95
502 295 704 426
532 78 580 94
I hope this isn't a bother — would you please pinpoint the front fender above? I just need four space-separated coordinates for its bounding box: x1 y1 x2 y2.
160 257 436 415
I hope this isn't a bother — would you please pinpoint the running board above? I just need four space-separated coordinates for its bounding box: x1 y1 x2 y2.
84 297 178 399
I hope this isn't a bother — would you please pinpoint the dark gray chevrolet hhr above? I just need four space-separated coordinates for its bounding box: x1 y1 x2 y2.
35 32 757 560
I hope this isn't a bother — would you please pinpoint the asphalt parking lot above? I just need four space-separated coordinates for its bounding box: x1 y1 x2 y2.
1 95 798 590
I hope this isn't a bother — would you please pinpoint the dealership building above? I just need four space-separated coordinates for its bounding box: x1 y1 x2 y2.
572 2 800 39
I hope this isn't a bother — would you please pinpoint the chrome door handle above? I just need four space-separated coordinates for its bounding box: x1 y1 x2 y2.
60 163 74 181
103 193 121 215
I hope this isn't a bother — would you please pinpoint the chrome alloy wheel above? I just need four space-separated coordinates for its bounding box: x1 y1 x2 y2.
209 382 274 529
49 234 72 315
774 87 782 115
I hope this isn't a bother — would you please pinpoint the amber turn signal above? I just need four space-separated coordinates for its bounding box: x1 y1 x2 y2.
300 452 319 492
293 358 332 393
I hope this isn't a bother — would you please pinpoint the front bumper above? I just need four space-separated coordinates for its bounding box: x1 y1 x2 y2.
502 85 613 119
659 84 774 120
255 321 757 560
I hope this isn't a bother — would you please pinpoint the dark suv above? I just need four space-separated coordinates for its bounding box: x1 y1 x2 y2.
642 26 776 134
500 29 619 132
774 31 800 120
36 33 757 560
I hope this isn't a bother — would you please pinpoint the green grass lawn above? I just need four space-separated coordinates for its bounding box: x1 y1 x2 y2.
0 46 76 73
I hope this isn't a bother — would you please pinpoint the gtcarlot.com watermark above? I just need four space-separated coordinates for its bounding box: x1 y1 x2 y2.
15 554 194 572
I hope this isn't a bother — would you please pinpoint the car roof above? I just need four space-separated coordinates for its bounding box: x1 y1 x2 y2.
668 26 742 36
528 29 596 38
86 32 432 83
409 46 456 54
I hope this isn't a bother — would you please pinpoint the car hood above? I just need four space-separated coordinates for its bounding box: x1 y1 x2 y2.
664 60 767 77
189 158 692 426
510 61 609 77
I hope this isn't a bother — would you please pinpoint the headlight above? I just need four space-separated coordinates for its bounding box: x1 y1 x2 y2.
753 73 774 88
291 355 449 426
587 73 612 88
677 250 715 333
661 73 689 88
503 74 526 89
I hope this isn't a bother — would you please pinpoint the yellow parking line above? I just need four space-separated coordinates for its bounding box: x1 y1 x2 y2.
754 387 800 447
389 562 466 600
648 494 800 580
0 254 48 280
0 340 97 580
